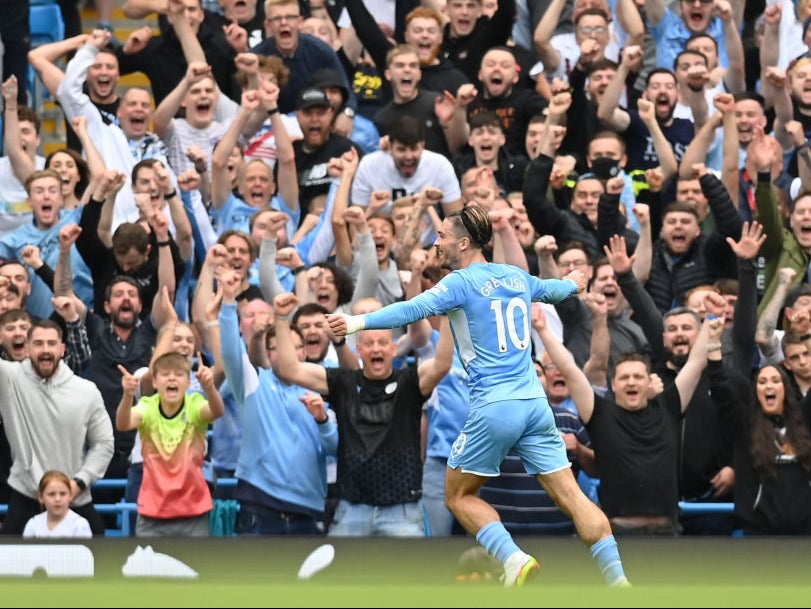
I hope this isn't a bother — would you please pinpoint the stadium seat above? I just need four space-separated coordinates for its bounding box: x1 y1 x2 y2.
27 2 65 114
29 2 65 46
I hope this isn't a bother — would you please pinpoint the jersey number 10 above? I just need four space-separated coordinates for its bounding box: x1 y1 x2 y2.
490 298 531 353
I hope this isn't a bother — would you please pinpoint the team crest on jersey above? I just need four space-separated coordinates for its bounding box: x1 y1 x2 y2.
451 433 467 457
385 382 397 395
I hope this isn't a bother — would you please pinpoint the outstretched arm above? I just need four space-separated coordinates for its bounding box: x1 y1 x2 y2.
27 34 88 101
258 80 299 213
605 234 667 364
726 221 766 376
116 365 143 431
122 0 167 18
210 90 256 210
197 359 225 422
153 61 211 139
1 76 36 184
490 208 529 270
755 267 796 359
534 303 596 423
167 0 206 64
631 202 653 284
71 116 106 203
273 293 330 394
644 0 667 26
638 98 677 185
719 0 745 94
596 46 636 132
532 0 565 74
675 296 726 412
583 293 609 389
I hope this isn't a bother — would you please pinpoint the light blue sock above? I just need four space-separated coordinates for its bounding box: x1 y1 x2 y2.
590 535 627 585
476 521 521 564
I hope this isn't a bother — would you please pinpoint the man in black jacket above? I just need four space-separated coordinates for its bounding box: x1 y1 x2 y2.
644 169 742 314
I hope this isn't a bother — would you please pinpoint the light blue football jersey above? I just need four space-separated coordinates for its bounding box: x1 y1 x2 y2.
361 262 578 410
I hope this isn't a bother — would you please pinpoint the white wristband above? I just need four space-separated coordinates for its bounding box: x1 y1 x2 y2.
344 314 366 335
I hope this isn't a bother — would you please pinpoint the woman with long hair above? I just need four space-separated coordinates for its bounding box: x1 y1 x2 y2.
734 364 811 534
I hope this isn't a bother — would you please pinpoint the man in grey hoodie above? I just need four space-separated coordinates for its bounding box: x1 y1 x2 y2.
0 319 114 536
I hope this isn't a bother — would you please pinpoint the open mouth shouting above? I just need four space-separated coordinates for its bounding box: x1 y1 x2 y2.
247 188 267 206
686 7 707 31
397 75 417 95
487 73 506 96
128 112 147 133
194 100 212 120
315 290 332 308
655 93 671 115
36 353 56 375
9 337 26 360
667 231 689 252
163 382 182 401
795 220 811 247
95 75 114 97
304 335 322 358
601 287 617 307
670 336 691 355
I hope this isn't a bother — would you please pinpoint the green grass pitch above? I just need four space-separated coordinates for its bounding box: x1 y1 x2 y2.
2 536 810 607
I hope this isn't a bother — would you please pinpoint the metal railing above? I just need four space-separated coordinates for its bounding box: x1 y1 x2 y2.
0 481 735 537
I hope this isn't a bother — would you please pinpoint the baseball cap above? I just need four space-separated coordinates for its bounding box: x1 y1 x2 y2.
297 87 331 110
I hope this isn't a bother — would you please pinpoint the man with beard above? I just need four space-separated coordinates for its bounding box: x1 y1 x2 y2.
68 275 174 511
292 87 361 222
598 64 695 183
305 67 380 154
460 46 548 159
0 320 114 536
293 303 344 367
351 116 462 246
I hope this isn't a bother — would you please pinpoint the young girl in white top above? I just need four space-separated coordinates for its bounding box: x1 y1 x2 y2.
22 470 92 539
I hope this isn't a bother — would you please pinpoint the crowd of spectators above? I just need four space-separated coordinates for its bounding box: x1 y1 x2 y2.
0 0 810 538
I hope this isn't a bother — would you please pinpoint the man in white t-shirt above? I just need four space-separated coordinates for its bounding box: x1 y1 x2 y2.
351 115 462 245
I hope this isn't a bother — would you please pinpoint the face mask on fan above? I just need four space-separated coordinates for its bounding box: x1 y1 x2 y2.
590 157 621 180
